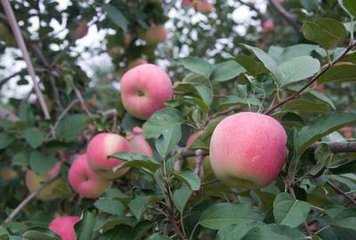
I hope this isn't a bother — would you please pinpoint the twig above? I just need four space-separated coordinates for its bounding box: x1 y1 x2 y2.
1 0 50 120
3 176 60 224
327 180 356 205
0 70 24 88
194 149 204 178
268 0 300 32
72 83 93 117
265 41 356 114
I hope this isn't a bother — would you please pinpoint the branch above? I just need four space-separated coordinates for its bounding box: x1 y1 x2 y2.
268 0 300 32
3 176 60 224
194 149 204 178
1 0 50 120
265 41 356 115
327 180 356 206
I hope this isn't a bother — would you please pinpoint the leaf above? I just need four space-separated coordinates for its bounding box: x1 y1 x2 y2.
174 171 201 191
23 127 45 148
319 64 356 83
29 151 57 175
111 152 160 173
283 97 332 113
179 57 214 78
277 56 320 86
22 230 56 240
295 113 356 154
128 196 150 220
0 132 14 149
56 114 88 142
279 44 325 62
243 224 306 240
329 208 356 231
102 5 128 32
95 216 136 232
273 193 311 228
147 233 170 240
182 74 214 107
143 108 183 157
173 184 192 213
302 18 347 49
211 60 246 82
339 0 356 17
217 222 259 240
243 44 279 76
78 211 96 240
199 202 263 230
94 198 125 216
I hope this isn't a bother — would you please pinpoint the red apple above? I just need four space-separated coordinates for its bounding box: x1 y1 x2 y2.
68 154 110 199
126 127 153 157
49 215 80 240
262 19 275 32
195 0 214 13
144 24 167 45
209 112 287 187
120 63 173 120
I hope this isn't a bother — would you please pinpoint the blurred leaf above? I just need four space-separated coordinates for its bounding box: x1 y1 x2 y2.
217 222 259 240
147 233 170 240
95 216 136 233
295 113 356 154
78 211 96 240
243 44 278 76
211 60 246 82
174 171 201 191
319 64 356 83
179 57 214 78
22 230 56 240
23 127 45 149
199 203 263 230
29 151 57 175
277 56 320 86
128 196 150 220
243 224 305 239
56 114 88 142
339 0 356 17
143 108 183 157
173 184 192 213
102 5 128 32
302 18 347 49
273 192 311 228
111 152 160 173
94 198 125 216
0 132 14 149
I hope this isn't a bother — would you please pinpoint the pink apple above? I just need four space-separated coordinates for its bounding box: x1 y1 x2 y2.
262 19 275 32
49 215 80 240
195 0 214 13
120 64 173 120
126 127 153 157
68 154 110 199
86 133 131 179
209 112 287 187
143 24 167 45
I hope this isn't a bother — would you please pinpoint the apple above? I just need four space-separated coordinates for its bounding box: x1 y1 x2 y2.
71 20 89 40
120 63 173 120
182 0 193 7
68 154 110 199
25 162 64 201
195 0 214 13
209 112 287 187
262 19 275 32
0 168 17 182
49 215 80 240
144 24 167 45
126 127 153 157
86 133 131 179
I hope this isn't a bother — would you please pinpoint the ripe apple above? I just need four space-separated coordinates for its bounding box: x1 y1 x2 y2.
25 162 65 201
262 19 275 32
71 20 89 40
144 24 167 45
195 0 214 13
209 112 287 187
126 127 153 157
120 63 173 120
49 215 80 240
0 168 17 182
87 133 131 179
68 154 110 199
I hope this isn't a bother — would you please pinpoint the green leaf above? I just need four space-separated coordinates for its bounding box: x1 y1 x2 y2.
95 216 136 232
329 208 356 231
302 18 347 49
128 196 150 220
283 96 332 113
273 193 311 228
143 108 183 157
0 132 14 149
279 44 325 62
29 151 57 175
199 203 263 230
277 56 320 86
22 230 56 240
56 114 88 142
211 60 246 82
23 127 45 148
174 171 201 191
173 184 192 213
319 64 356 83
182 74 214 107
243 44 279 76
339 0 356 17
147 233 170 240
295 113 356 154
94 198 125 216
243 224 306 240
111 152 160 173
179 57 214 78
102 5 128 32
78 211 96 240
217 222 259 240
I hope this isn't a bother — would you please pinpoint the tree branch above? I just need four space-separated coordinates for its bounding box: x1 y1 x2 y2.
268 0 300 32
327 180 356 206
265 41 356 115
1 0 51 120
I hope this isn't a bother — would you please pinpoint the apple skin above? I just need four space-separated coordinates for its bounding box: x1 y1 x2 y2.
49 215 80 240
144 25 167 45
262 19 275 32
209 112 287 187
87 133 131 179
120 64 173 120
68 154 110 199
126 127 153 157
